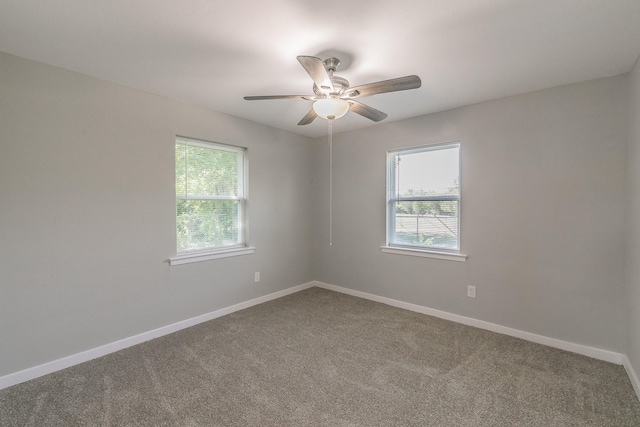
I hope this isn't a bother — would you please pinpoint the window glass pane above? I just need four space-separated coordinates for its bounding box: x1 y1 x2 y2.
393 200 459 250
176 199 239 251
184 145 238 197
395 147 459 198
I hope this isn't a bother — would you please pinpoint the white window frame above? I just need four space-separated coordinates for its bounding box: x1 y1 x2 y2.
170 136 254 266
382 141 466 262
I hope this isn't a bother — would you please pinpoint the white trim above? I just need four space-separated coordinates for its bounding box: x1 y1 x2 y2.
169 246 255 266
387 140 462 156
2 280 634 397
175 135 245 153
380 246 467 262
0 281 315 390
623 355 640 401
313 281 623 364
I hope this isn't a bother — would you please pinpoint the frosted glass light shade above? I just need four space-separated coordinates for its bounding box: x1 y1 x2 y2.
313 97 349 120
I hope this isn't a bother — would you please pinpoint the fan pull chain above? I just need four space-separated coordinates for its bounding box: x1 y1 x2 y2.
328 118 333 246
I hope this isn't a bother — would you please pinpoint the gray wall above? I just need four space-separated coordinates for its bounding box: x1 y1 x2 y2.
1 49 635 379
0 52 315 376
313 75 628 353
627 57 640 380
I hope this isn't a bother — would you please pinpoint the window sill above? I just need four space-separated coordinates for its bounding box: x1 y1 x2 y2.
169 246 256 266
380 246 467 262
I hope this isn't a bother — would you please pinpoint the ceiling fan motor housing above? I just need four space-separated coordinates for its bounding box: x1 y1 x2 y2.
310 58 350 97
314 75 350 97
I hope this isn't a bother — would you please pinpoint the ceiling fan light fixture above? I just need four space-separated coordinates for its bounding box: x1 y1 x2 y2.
313 97 349 120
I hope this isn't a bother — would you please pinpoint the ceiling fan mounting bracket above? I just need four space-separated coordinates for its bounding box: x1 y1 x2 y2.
322 57 341 73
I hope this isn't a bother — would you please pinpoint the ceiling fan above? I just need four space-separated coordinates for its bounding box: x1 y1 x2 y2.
244 56 422 125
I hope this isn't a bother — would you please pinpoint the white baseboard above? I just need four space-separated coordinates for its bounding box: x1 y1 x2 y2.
3 280 637 402
313 281 625 365
0 281 315 391
623 355 640 401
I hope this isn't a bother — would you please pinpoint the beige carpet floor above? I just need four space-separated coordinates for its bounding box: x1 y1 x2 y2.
1 287 639 426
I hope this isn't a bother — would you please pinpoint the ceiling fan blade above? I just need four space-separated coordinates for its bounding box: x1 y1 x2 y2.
244 95 309 100
297 109 318 125
297 56 334 93
347 75 421 98
348 101 388 122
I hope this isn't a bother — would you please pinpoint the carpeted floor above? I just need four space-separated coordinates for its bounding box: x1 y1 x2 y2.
1 287 639 426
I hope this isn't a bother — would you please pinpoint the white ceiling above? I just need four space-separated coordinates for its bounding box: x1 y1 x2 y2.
1 0 640 138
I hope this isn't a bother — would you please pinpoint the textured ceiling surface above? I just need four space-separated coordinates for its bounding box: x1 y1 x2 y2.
1 0 640 137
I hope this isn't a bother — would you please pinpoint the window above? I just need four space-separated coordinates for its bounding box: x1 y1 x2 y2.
174 137 247 256
386 142 461 253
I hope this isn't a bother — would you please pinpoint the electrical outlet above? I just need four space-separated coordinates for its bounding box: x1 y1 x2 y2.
254 272 260 283
467 285 476 298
